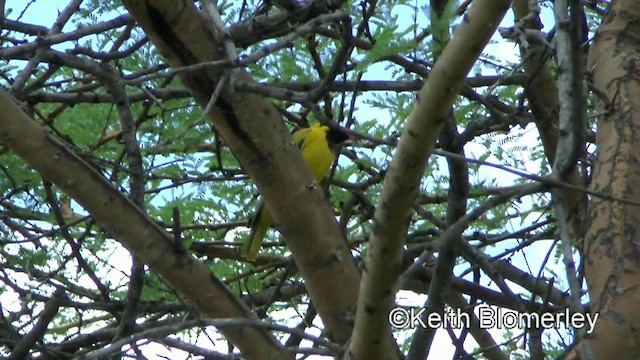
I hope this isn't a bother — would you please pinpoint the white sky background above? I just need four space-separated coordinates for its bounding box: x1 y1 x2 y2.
1 1 577 359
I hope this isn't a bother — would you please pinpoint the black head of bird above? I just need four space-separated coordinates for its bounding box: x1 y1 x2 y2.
325 125 353 150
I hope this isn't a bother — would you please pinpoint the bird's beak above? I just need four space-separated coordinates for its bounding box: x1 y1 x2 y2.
343 131 357 146
342 135 356 147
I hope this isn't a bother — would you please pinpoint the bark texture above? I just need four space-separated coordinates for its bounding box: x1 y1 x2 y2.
584 1 640 358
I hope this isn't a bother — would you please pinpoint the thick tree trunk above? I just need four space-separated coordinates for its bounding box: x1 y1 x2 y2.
583 1 640 358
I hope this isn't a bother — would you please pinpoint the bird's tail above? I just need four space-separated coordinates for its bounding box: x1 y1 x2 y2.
241 203 272 261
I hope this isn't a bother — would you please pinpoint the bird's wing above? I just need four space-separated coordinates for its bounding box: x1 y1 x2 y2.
292 127 312 149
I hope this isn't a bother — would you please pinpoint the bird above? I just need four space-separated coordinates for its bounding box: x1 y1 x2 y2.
240 123 351 261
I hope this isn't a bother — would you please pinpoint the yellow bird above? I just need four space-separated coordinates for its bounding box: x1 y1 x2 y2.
241 123 351 261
